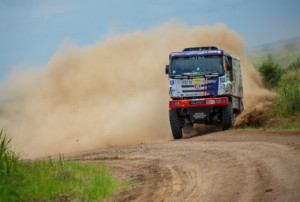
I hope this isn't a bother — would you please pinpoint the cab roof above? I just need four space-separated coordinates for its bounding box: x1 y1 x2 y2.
169 49 224 58
169 46 240 61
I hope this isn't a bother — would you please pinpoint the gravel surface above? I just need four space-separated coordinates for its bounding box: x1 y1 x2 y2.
67 130 300 202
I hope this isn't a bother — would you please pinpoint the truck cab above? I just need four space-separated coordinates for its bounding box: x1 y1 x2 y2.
166 46 243 139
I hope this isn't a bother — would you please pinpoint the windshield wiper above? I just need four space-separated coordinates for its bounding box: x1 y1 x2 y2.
173 72 220 78
172 74 188 79
206 72 221 75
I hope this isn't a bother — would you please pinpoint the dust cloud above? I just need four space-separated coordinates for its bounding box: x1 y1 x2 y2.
0 21 274 158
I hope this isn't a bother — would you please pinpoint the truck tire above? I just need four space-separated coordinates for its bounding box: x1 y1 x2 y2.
222 101 233 130
169 108 183 139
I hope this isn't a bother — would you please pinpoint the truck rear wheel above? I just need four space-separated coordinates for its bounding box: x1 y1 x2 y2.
222 101 233 130
169 108 183 139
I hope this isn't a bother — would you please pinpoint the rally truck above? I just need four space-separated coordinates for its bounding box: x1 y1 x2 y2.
165 46 243 139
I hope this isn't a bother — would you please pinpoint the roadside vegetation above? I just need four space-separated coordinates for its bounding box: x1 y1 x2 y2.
247 41 300 69
0 129 129 201
257 57 300 130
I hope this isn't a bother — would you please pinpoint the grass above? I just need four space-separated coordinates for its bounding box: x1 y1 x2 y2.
273 83 300 117
0 129 129 201
236 56 300 131
272 62 300 118
0 128 18 179
233 117 300 131
248 49 300 69
286 58 300 71
1 160 126 201
266 121 300 131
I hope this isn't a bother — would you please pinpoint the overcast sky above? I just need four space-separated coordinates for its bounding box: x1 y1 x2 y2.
0 0 299 77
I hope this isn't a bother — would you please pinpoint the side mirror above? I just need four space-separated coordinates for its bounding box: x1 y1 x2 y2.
165 65 169 74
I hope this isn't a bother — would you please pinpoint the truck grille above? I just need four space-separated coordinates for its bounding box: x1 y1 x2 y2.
181 85 194 88
182 89 214 93
181 84 214 88
204 83 214 87
182 90 205 93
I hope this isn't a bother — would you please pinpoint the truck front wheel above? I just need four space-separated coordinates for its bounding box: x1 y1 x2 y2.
222 101 234 130
169 108 183 139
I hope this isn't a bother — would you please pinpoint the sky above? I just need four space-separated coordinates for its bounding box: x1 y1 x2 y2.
0 0 299 78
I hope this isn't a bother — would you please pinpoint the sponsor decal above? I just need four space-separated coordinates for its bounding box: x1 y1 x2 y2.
190 101 205 105
193 112 206 119
194 78 200 83
182 80 193 85
177 81 181 84
220 78 225 83
170 80 174 85
170 50 223 57
194 83 201 89
207 79 217 84
191 98 204 101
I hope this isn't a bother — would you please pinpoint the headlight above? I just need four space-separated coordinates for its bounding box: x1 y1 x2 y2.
206 100 215 104
170 101 181 106
215 99 226 103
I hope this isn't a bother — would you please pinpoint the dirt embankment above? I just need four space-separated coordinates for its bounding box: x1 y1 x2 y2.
66 130 300 201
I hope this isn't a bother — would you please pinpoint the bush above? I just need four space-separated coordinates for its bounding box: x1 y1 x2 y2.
258 62 284 88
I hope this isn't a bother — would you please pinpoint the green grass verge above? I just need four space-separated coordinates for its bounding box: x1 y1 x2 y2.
233 125 300 132
234 117 300 132
0 129 130 201
266 121 300 131
273 83 300 117
244 57 300 131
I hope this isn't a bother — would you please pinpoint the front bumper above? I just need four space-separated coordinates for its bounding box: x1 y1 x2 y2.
169 97 228 109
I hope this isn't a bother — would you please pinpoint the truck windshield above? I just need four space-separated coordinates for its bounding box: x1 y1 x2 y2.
170 55 224 76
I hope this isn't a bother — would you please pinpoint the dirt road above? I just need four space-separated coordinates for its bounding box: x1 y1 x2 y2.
68 130 300 201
